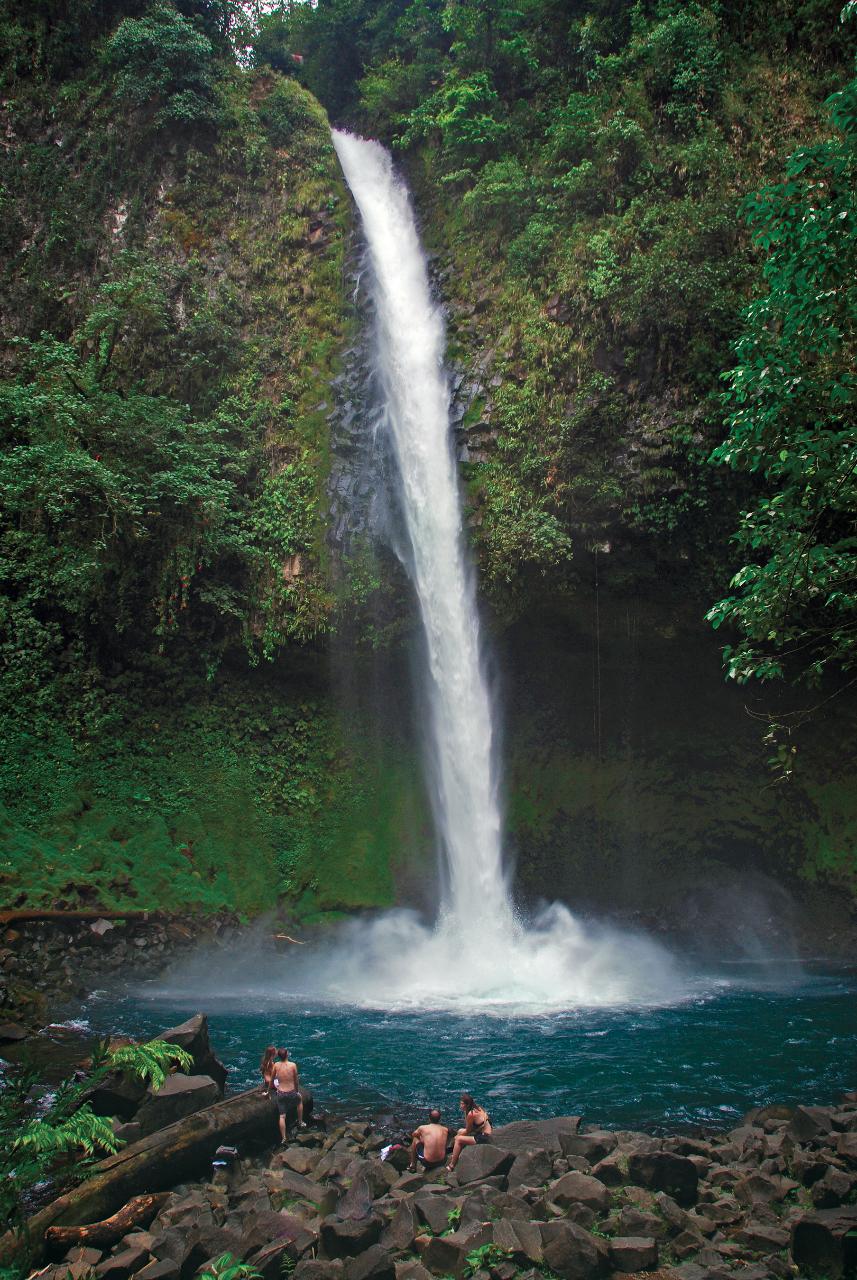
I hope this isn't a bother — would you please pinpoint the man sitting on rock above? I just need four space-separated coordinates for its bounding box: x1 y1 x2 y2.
272 1046 303 1143
408 1108 449 1171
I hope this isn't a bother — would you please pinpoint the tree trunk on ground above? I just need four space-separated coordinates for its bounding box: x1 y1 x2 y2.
44 1193 170 1249
0 1088 278 1268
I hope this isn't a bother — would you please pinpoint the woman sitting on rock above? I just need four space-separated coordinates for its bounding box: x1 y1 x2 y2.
446 1093 492 1172
260 1045 276 1096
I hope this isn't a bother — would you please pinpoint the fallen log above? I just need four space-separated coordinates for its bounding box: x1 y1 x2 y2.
44 1193 169 1249
0 1088 278 1268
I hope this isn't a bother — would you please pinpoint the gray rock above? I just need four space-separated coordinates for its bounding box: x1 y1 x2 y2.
319 1215 383 1259
451 1144 514 1185
608 1236 658 1272
158 1013 228 1093
790 1205 857 1279
733 1221 789 1252
491 1117 581 1154
591 1156 624 1186
559 1130 617 1164
507 1149 552 1188
812 1166 854 1207
837 1131 857 1166
0 1021 30 1042
381 1199 420 1251
539 1220 609 1279
733 1172 797 1206
134 1075 220 1137
670 1229 705 1260
345 1245 396 1280
136 1261 180 1280
414 1192 463 1235
788 1105 835 1144
293 1263 345 1280
418 1225 492 1278
94 1247 150 1280
276 1168 331 1207
550 1171 611 1214
628 1152 698 1206
248 1237 315 1280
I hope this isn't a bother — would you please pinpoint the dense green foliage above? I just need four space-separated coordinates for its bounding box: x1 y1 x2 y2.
257 0 854 616
708 36 857 690
0 1038 191 1234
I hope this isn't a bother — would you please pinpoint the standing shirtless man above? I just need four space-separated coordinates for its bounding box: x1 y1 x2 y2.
272 1047 303 1142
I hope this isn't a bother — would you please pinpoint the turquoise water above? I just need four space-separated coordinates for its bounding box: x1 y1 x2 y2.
78 964 857 1132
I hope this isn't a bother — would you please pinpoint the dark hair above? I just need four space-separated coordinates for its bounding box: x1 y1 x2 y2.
429 1108 441 1122
260 1045 276 1069
278 1047 289 1060
460 1093 475 1109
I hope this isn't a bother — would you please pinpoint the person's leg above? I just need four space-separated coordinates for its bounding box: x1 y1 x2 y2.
297 1093 304 1127
408 1136 420 1171
447 1133 474 1171
278 1108 286 1143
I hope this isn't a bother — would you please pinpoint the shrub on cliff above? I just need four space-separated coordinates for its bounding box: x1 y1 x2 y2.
105 2 220 130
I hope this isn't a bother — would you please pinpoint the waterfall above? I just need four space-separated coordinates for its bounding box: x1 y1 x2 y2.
331 130 509 927
302 131 687 1010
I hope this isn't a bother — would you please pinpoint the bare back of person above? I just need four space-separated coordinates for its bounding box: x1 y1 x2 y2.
273 1059 298 1092
415 1121 448 1164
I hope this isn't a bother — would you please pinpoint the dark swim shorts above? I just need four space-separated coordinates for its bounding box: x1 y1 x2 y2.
416 1143 446 1168
473 1133 492 1144
276 1088 300 1115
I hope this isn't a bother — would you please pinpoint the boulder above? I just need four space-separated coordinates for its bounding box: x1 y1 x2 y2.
615 1209 664 1239
539 1220 608 1279
734 1221 789 1252
345 1245 396 1280
414 1192 463 1235
591 1157 624 1187
0 1021 30 1043
507 1149 553 1188
337 1174 376 1221
240 1210 315 1257
381 1200 419 1252
248 1233 316 1280
791 1205 857 1278
136 1261 180 1280
451 1145 515 1185
135 1076 220 1138
393 1265 431 1280
812 1166 854 1208
837 1132 857 1166
94 1246 151 1280
276 1168 330 1208
559 1131 617 1164
608 1237 658 1272
627 1153 698 1206
491 1118 581 1154
788 1105 835 1144
280 1148 320 1177
294 1265 344 1280
319 1215 383 1259
549 1172 611 1214
418 1225 491 1278
158 1014 227 1094
733 1172 797 1206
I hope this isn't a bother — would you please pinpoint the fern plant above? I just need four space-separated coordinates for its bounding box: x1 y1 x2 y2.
1 1038 192 1237
197 1255 262 1280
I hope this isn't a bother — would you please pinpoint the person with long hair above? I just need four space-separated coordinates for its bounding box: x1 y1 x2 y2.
446 1093 492 1172
260 1045 276 1096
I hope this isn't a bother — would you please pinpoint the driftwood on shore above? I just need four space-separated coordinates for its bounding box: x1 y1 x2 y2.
43 1193 169 1249
0 1088 278 1267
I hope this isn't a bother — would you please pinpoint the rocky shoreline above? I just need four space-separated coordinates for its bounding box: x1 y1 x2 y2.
5 1009 857 1280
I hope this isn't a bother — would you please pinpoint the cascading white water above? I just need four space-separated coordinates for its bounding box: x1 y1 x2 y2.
332 130 508 927
297 131 689 1010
